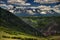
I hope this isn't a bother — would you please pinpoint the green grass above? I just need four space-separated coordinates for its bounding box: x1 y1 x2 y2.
0 7 60 40
0 31 60 40
21 16 60 29
0 16 60 40
0 26 47 40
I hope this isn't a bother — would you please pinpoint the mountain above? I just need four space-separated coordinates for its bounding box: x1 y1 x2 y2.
21 16 60 36
0 7 44 37
0 7 60 40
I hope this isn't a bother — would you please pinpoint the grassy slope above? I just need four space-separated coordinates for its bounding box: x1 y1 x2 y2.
20 16 60 40
0 27 47 40
0 7 60 40
0 7 43 36
0 17 60 40
0 8 44 40
21 16 60 31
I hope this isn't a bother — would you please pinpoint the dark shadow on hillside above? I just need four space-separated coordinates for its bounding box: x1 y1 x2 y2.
0 7 43 37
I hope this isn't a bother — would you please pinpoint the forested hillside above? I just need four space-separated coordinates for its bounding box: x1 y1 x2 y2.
0 7 60 40
0 7 43 37
21 16 60 36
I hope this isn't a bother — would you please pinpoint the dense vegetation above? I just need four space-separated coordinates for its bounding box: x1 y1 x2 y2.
0 7 60 40
21 16 60 27
21 16 60 36
0 7 43 40
0 7 43 36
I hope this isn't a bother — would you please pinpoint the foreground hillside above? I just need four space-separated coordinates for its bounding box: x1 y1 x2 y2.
0 7 60 40
0 7 44 40
0 7 43 36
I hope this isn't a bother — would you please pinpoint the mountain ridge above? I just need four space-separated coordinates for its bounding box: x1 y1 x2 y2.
0 7 43 37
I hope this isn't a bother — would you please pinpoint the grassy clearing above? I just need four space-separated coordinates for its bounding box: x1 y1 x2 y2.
0 30 60 40
0 26 47 40
0 31 47 40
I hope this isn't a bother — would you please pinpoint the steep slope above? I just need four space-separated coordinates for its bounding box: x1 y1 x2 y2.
0 7 43 37
21 16 60 36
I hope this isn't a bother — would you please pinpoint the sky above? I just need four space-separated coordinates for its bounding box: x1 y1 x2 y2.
0 0 60 6
26 0 34 3
0 0 34 3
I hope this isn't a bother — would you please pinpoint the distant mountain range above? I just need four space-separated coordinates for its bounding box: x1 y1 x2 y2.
0 0 60 16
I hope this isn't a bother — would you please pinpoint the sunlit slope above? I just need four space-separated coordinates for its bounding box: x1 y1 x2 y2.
0 7 43 37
